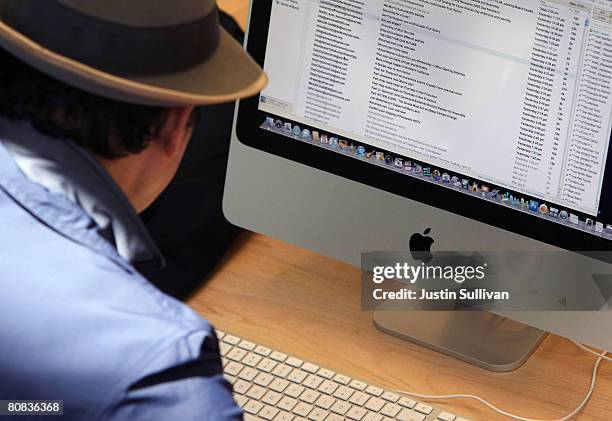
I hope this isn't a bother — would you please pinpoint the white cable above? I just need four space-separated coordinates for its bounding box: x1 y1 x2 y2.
395 343 609 421
572 340 612 363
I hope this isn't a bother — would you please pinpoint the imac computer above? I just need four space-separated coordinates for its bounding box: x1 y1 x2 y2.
224 0 612 371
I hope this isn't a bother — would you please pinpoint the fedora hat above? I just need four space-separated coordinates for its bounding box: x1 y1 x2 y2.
0 0 267 106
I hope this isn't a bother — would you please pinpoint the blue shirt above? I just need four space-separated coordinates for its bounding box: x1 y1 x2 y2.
0 119 242 421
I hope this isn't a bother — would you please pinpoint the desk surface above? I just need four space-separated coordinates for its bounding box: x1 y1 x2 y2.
197 3 612 420
188 234 612 421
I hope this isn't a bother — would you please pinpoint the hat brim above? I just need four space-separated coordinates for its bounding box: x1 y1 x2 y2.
0 16 268 106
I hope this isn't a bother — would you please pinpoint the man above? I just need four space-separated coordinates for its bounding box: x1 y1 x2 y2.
0 0 266 419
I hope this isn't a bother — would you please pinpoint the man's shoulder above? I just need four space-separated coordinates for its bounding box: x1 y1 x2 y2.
0 184 214 417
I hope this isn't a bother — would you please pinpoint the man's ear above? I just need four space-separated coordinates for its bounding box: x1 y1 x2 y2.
158 107 195 157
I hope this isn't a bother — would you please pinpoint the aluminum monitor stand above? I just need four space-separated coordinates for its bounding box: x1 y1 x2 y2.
373 305 547 372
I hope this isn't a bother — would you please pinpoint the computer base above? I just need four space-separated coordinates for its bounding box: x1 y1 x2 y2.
373 307 547 372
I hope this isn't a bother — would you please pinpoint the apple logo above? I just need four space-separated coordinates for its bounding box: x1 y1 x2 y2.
409 228 435 263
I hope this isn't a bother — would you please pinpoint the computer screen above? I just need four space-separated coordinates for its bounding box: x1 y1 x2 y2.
256 0 612 239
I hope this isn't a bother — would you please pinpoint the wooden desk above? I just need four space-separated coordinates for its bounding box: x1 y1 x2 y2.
188 233 612 421
201 3 612 420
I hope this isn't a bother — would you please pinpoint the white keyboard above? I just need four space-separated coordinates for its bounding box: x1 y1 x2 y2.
217 330 471 421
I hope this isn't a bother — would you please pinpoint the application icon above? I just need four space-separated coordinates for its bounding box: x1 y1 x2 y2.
595 222 604 233
301 129 311 140
529 200 539 212
451 176 461 187
569 213 579 225
404 160 413 171
413 164 423 174
385 155 394 165
442 173 451 183
394 157 403 168
586 218 594 229
490 189 500 199
339 140 348 149
423 167 432 177
312 131 320 142
510 195 521 205
539 204 549 215
606 224 612 233
357 146 366 156
366 150 375 159
274 119 283 129
376 151 385 161
329 137 339 148
559 210 569 220
549 207 559 218
320 134 329 144
470 182 479 193
292 125 302 136
462 179 470 189
480 185 490 195
349 144 357 153
432 170 441 180
284 122 293 133
266 117 275 127
501 192 510 201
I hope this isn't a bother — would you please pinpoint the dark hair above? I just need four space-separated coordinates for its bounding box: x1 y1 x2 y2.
0 49 168 159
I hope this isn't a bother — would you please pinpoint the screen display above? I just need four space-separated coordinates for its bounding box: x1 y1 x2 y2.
257 0 612 239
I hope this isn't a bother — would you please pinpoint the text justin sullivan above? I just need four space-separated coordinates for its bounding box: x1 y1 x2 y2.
373 288 510 301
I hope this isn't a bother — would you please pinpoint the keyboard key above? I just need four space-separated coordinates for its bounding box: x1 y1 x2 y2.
224 374 235 384
307 408 328 421
233 379 251 395
414 403 433 415
317 368 335 379
362 413 383 421
348 391 370 406
381 391 400 402
314 395 334 410
243 353 263 367
349 380 367 391
333 385 354 401
239 340 256 351
262 391 283 406
302 362 319 373
397 409 426 421
254 372 274 387
325 415 344 421
365 385 384 397
380 402 401 417
278 396 298 412
318 380 338 395
398 397 417 408
246 384 267 400
273 410 295 421
272 364 293 378
238 367 258 382
437 412 456 421
285 384 305 398
215 330 225 339
224 361 244 376
288 369 308 384
227 347 247 362
292 402 313 417
346 406 367 420
259 405 280 420
364 397 385 412
333 374 351 385
330 400 351 415
287 357 304 368
243 400 264 415
270 351 288 362
257 358 278 373
234 395 248 407
303 374 324 390
219 342 232 355
299 389 320 404
223 335 241 345
255 345 272 356
269 378 290 393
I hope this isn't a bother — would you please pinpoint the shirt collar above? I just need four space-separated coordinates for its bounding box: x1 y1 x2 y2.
0 118 165 270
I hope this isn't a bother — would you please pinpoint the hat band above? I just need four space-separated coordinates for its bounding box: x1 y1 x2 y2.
1 0 220 77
